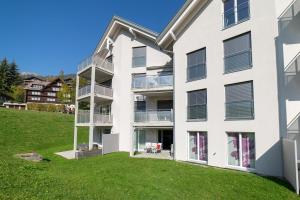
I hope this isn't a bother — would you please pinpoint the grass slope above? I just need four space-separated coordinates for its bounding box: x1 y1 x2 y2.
0 108 298 200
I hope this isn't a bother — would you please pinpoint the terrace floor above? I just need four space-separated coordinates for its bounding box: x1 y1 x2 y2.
133 150 173 160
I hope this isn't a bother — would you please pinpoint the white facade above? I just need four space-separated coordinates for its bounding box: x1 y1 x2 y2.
74 0 300 177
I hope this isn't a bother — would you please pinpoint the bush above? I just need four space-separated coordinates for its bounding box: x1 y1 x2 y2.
27 103 65 113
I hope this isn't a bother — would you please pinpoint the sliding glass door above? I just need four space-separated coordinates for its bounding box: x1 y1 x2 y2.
134 129 146 151
188 132 207 162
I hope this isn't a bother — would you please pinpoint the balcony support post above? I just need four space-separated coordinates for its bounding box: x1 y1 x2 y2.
89 66 96 150
73 74 80 151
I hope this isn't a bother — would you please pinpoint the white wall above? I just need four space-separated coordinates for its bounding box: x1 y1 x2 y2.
173 0 283 176
110 29 171 152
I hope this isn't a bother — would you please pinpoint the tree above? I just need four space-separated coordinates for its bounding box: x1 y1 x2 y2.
0 58 21 102
11 85 25 103
57 83 72 104
59 70 64 80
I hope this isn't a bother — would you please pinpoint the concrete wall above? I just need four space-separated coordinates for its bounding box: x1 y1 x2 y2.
173 0 283 176
282 138 299 194
110 29 171 152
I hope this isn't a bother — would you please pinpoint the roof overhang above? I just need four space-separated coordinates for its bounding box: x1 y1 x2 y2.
157 0 208 49
93 16 159 55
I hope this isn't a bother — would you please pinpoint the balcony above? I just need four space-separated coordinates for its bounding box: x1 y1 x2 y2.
134 109 173 127
78 55 114 74
77 84 113 100
77 110 113 125
278 0 300 30
132 74 173 93
222 1 250 29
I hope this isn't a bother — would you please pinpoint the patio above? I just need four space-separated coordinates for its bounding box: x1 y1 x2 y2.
133 150 173 160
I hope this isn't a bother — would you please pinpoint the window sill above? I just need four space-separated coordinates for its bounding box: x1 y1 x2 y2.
187 119 207 122
222 17 250 31
186 76 207 83
225 117 254 121
224 65 252 75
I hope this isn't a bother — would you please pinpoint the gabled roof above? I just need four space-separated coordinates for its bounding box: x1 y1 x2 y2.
157 0 208 48
93 16 159 55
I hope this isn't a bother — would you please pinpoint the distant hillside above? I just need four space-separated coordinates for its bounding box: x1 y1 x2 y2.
20 72 76 81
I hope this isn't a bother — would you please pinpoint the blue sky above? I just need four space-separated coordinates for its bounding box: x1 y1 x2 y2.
0 0 184 76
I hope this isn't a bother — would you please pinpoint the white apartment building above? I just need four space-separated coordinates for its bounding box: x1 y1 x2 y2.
73 0 300 178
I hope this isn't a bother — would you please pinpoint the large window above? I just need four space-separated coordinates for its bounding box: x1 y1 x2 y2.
223 0 250 28
187 89 207 120
188 132 208 162
134 129 146 151
187 48 206 81
225 81 254 120
132 47 146 67
227 132 255 168
224 32 252 73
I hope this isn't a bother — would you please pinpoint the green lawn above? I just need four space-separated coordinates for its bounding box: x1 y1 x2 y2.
0 108 298 200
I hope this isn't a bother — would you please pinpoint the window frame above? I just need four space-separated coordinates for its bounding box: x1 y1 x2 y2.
222 0 250 29
187 131 208 163
223 32 252 74
187 89 207 121
132 46 147 68
186 47 207 82
226 132 256 171
224 81 254 120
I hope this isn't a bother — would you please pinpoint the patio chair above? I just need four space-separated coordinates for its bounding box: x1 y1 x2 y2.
145 142 152 153
156 143 162 153
151 143 157 153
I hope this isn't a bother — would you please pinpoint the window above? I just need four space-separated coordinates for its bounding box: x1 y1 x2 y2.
135 101 146 112
57 82 62 86
187 48 206 81
187 89 207 120
52 87 60 91
224 32 252 73
223 0 250 28
31 97 40 101
225 81 254 119
132 47 146 67
32 91 41 95
32 84 42 89
227 132 255 168
132 74 146 89
47 98 55 102
48 92 56 97
188 132 208 162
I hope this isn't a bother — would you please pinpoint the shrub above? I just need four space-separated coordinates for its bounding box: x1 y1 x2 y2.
27 103 65 113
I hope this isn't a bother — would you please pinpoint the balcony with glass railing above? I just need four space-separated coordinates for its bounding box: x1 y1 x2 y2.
278 0 300 30
78 55 114 74
134 109 173 126
77 84 113 100
77 110 113 125
132 74 173 92
222 1 250 29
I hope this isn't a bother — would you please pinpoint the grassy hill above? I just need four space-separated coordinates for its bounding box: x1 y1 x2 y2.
0 108 298 200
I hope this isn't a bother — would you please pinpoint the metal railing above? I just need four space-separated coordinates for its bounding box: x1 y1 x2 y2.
78 84 113 98
95 84 113 97
78 55 114 73
78 85 91 97
222 1 250 29
77 110 112 124
94 113 113 124
77 110 90 124
132 74 173 90
225 100 254 120
134 109 173 123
